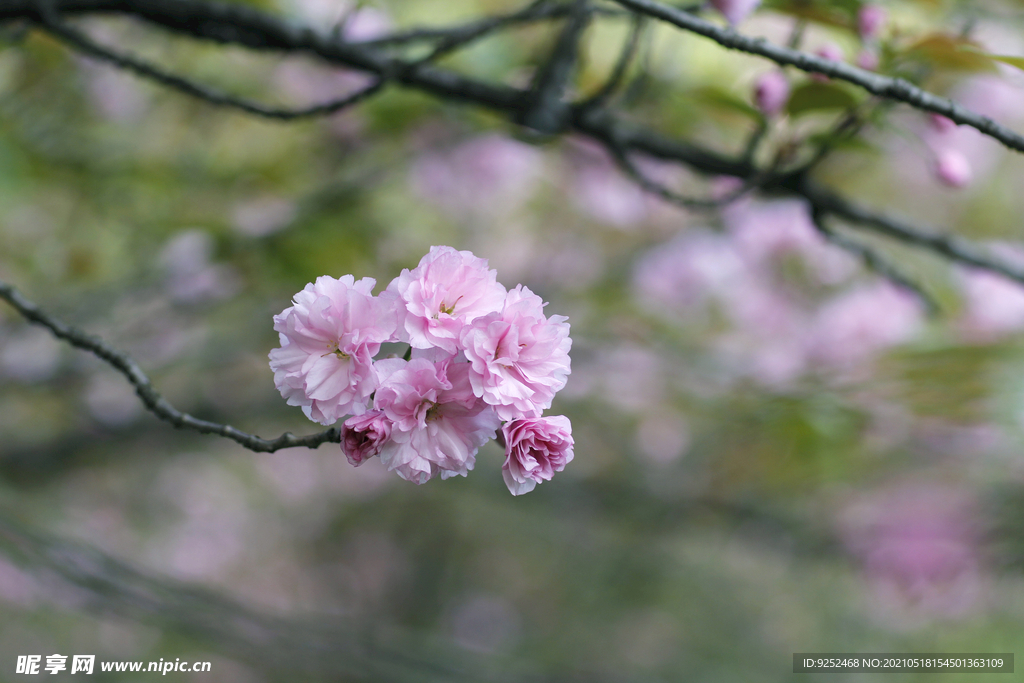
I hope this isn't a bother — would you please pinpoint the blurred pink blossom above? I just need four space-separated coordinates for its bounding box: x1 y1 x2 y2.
958 247 1024 338
724 199 857 284
709 0 760 26
0 326 61 382
501 415 574 495
856 49 880 71
929 114 956 133
806 281 923 368
934 148 972 188
857 5 887 40
636 410 690 464
754 71 790 116
410 135 543 217
342 7 391 41
0 557 40 607
633 230 746 312
571 154 649 228
920 76 1024 187
80 61 149 123
842 484 983 620
811 43 845 81
85 372 141 426
593 345 665 411
288 0 391 37
158 230 241 304
231 197 297 237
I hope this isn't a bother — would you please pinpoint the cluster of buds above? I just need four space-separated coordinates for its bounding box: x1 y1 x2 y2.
269 246 574 495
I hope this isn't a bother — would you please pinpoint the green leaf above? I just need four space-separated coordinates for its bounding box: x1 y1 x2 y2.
786 82 859 116
900 34 997 73
690 86 765 123
760 0 857 29
959 45 1024 72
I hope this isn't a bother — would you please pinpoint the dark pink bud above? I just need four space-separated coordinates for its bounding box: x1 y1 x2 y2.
754 71 790 116
341 410 393 466
857 5 887 40
930 114 956 133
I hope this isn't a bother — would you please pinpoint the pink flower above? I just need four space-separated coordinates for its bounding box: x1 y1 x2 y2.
709 0 760 26
269 275 397 425
857 5 887 41
754 71 790 117
811 43 844 81
959 265 1024 339
373 357 500 484
929 114 956 133
386 246 507 354
409 135 543 217
815 43 845 63
501 416 574 495
935 148 972 188
856 49 880 71
632 230 746 312
341 410 393 466
461 285 572 421
571 156 649 228
841 485 982 619
806 281 922 368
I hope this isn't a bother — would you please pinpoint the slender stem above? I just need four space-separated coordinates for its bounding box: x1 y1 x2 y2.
0 279 340 453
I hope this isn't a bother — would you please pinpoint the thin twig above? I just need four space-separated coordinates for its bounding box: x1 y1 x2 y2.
406 0 554 63
611 0 1024 156
520 0 591 133
810 207 941 316
353 1 623 48
799 179 1024 287
3 0 1024 292
39 15 386 120
0 279 340 453
578 11 644 109
604 137 767 210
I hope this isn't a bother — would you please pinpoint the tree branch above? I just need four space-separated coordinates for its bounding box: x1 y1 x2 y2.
3 0 1023 297
519 0 591 133
610 0 1024 156
579 10 644 109
800 179 1024 287
809 206 941 316
0 279 341 453
37 5 388 120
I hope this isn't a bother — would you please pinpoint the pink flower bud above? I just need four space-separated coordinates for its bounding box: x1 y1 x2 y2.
935 149 972 188
754 71 790 116
710 0 761 26
811 43 845 81
930 114 956 133
857 5 887 40
856 49 879 71
501 416 574 496
341 411 393 466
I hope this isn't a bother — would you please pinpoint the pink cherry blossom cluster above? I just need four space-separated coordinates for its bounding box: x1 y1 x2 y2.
269 246 573 495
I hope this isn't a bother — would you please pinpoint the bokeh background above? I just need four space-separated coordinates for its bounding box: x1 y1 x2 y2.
3 0 1024 680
